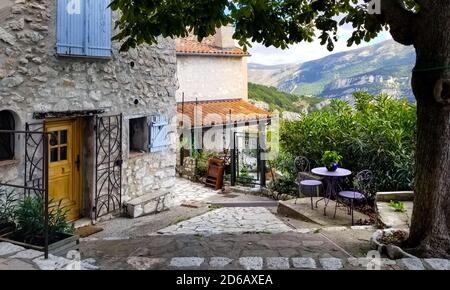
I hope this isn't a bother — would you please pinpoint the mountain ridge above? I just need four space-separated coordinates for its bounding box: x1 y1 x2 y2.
248 40 416 102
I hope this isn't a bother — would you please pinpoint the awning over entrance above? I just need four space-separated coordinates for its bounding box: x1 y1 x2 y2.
33 109 105 120
177 99 271 128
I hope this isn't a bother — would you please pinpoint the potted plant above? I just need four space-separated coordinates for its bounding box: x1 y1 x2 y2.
321 151 343 172
0 195 78 255
0 187 17 236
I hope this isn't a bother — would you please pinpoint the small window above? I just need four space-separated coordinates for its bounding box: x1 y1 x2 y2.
48 130 69 163
129 117 148 154
0 110 15 161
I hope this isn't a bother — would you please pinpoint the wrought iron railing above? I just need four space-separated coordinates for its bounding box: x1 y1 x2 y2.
0 127 50 259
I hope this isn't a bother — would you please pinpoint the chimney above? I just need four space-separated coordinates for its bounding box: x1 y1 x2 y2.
214 25 236 49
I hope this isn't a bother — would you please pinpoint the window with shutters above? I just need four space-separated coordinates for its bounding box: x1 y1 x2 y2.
0 111 15 161
149 116 171 153
56 0 112 58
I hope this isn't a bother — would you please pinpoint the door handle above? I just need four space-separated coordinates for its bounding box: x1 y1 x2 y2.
75 155 81 171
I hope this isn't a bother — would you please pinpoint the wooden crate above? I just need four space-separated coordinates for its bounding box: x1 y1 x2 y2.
204 158 225 190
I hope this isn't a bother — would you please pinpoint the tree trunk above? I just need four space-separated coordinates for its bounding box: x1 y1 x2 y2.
407 3 450 258
409 103 450 258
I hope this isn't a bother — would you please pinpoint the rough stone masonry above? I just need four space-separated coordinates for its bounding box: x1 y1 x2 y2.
0 0 179 218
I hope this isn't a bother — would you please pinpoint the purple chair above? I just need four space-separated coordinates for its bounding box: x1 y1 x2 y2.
334 170 373 225
294 156 323 209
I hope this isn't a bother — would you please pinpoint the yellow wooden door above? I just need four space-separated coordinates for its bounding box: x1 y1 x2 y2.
47 119 81 221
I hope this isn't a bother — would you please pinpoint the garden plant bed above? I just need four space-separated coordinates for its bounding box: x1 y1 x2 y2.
0 232 79 256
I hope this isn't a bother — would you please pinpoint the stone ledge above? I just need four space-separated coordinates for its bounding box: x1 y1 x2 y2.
376 191 414 202
125 192 171 218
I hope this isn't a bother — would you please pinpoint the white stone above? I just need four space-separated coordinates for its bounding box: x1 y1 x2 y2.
81 261 99 270
127 257 166 270
319 258 343 270
0 243 25 257
350 226 376 231
266 257 290 270
423 259 450 270
1 76 24 88
292 257 317 269
9 18 25 31
0 27 16 45
239 257 263 270
209 257 233 268
169 257 204 268
10 249 43 260
400 258 425 270
102 237 130 241
33 254 72 270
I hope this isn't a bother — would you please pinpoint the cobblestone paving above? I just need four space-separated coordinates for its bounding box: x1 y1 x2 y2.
0 242 98 270
156 207 292 236
169 178 221 206
124 256 450 270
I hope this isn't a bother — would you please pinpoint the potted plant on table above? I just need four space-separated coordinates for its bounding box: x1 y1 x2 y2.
321 151 343 172
0 187 17 236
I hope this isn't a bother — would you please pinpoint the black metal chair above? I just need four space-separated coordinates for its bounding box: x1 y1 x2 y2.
334 170 373 225
294 156 323 209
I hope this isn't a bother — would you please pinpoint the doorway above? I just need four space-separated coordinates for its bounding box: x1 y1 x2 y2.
46 119 82 221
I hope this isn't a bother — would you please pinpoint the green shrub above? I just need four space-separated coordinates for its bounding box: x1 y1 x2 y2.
0 187 17 225
279 92 416 195
14 196 74 244
389 200 407 213
269 175 298 197
193 150 221 177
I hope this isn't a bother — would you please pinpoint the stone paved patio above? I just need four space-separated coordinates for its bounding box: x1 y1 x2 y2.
168 178 222 206
2 179 449 270
156 207 292 236
78 232 450 270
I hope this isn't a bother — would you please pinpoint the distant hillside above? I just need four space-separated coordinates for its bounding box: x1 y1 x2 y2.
249 40 416 102
248 83 329 114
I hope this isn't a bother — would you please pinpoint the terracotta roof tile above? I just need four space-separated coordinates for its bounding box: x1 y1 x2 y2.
176 35 250 57
177 99 271 128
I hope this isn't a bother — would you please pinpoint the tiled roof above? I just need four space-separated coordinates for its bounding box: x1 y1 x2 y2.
176 35 250 57
177 99 271 128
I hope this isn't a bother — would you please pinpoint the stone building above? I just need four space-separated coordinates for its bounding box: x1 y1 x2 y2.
0 0 178 220
175 27 272 186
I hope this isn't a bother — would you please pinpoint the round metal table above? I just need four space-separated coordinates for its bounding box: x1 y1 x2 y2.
311 167 352 216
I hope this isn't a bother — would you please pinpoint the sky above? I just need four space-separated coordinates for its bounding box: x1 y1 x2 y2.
248 28 392 66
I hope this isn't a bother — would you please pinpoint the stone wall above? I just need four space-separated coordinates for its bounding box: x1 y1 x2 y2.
0 0 178 217
176 156 197 181
176 55 248 102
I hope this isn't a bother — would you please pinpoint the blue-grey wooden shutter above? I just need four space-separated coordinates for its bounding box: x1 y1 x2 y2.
56 0 86 56
86 0 112 57
56 0 112 57
149 116 171 153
